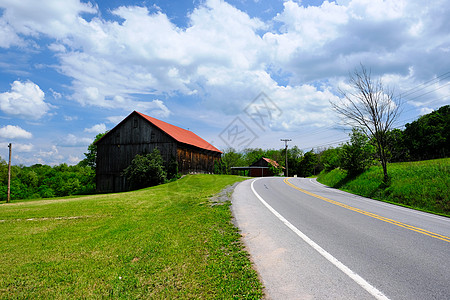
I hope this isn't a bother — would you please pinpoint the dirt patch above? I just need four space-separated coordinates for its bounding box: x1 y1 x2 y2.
210 182 241 206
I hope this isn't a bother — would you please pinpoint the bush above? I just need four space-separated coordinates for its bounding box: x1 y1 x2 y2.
319 147 341 171
122 149 167 190
340 128 375 175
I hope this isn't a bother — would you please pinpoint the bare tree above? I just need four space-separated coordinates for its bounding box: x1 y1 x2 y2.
331 65 402 183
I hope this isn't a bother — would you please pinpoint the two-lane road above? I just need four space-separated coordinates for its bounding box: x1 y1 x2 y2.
232 177 450 299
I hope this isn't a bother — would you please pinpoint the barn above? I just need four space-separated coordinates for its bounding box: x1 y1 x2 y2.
231 157 282 177
95 111 222 193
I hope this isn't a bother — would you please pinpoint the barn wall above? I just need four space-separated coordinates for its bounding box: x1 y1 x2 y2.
96 113 177 193
177 145 221 174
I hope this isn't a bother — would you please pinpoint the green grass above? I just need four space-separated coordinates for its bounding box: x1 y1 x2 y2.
0 175 263 299
317 158 450 217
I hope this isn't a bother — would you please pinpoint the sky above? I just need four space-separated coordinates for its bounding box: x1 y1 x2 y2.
0 0 449 166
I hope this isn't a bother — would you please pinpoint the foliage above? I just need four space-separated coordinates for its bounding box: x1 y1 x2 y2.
0 175 263 298
339 128 375 176
219 148 246 174
298 151 319 177
166 156 179 180
268 159 283 176
78 132 107 168
317 158 450 216
122 149 166 190
385 128 409 162
0 162 95 201
403 105 449 161
318 147 341 171
242 148 265 166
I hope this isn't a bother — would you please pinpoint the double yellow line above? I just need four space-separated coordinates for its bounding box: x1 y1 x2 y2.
283 178 450 243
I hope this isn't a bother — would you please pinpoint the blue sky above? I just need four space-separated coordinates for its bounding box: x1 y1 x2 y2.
0 0 449 166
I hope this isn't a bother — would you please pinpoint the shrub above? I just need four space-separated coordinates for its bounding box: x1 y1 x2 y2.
340 128 375 175
122 149 167 190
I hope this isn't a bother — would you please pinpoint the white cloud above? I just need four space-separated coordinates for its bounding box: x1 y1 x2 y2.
106 115 126 124
84 123 106 134
0 125 32 139
68 155 81 165
38 145 59 158
57 134 92 147
14 143 34 153
49 88 62 99
0 0 97 40
1 0 449 135
64 115 78 121
0 81 51 119
0 19 23 48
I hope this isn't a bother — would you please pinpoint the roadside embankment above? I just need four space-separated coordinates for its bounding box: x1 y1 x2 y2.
317 158 450 217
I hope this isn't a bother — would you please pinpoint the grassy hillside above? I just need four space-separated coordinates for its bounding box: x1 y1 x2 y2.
0 175 263 299
317 158 450 216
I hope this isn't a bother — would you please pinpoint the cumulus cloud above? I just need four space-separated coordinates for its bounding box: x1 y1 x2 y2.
1 0 449 132
84 123 106 134
14 143 34 153
0 125 32 139
57 134 93 147
0 19 23 48
0 81 51 119
0 0 97 40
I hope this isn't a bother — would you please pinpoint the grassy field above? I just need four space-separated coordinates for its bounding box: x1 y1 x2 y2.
0 175 263 299
317 158 450 217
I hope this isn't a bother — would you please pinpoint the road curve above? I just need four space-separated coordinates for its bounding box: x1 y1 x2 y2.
231 177 450 300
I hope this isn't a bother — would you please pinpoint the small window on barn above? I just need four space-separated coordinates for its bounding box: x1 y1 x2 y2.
133 119 138 128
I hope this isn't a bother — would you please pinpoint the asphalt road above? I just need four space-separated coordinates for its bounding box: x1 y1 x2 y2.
232 177 450 300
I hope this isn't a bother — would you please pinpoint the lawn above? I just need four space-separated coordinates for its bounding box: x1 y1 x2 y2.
0 175 263 299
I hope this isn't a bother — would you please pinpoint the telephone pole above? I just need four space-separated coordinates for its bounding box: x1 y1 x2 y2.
280 139 291 177
7 143 12 203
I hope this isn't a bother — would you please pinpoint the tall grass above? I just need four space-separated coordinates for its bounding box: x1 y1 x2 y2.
0 175 263 299
317 158 450 216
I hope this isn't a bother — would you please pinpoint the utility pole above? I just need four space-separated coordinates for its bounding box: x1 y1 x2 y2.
7 143 12 203
280 139 291 177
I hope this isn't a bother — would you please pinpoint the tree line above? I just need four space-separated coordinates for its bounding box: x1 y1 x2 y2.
0 162 95 201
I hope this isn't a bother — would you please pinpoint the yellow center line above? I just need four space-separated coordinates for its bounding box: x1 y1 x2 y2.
283 178 450 243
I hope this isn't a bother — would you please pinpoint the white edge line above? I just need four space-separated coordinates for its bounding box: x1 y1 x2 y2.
251 178 390 300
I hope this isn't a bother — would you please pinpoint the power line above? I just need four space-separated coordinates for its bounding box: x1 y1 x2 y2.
399 71 450 98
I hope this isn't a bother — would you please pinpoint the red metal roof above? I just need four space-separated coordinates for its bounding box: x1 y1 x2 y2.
135 111 222 153
262 157 281 168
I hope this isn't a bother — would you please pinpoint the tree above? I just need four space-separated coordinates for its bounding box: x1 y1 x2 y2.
78 131 108 168
122 149 166 190
403 105 449 160
331 65 402 183
339 128 375 175
318 147 341 171
221 148 245 174
298 151 319 177
385 128 408 162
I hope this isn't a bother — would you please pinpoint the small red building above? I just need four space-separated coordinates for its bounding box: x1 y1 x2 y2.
231 157 283 177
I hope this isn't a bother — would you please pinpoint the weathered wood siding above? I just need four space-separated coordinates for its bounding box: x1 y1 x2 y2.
177 145 221 173
96 113 177 192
